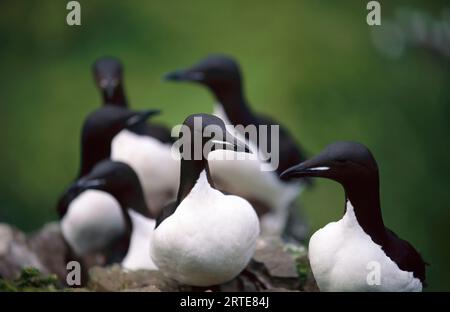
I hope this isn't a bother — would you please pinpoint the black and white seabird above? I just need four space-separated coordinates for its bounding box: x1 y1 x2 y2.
150 114 259 287
163 55 310 238
280 141 427 291
59 160 157 271
57 106 158 273
93 57 173 142
92 57 127 107
93 57 179 215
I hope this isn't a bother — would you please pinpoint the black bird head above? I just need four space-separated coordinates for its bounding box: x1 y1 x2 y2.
173 113 251 206
75 160 151 218
164 55 242 93
92 57 125 104
79 106 160 177
280 141 379 188
180 113 251 157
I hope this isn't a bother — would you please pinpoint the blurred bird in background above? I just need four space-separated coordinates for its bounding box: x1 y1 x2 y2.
57 105 159 282
93 57 179 217
164 55 312 242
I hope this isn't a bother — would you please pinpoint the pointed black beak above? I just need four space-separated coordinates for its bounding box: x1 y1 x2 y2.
163 70 184 81
163 69 204 82
280 161 330 181
126 109 161 127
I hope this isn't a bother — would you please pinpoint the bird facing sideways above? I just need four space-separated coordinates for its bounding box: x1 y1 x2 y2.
92 57 174 142
281 141 426 292
93 57 179 216
150 113 260 287
57 106 158 269
163 55 310 238
60 160 157 272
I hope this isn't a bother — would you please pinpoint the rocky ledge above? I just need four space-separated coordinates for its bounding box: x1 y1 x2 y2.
0 223 318 292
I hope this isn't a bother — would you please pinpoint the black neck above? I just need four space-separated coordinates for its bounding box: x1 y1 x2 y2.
106 211 132 264
118 189 150 219
176 157 214 205
208 82 254 125
78 141 111 178
103 84 127 107
344 178 386 244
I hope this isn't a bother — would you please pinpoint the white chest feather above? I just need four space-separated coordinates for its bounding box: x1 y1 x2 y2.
150 171 260 286
308 201 422 292
111 129 179 214
209 105 301 211
61 190 126 256
210 105 300 235
121 210 158 271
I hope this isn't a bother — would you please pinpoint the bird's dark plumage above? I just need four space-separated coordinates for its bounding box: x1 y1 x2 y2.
93 56 174 143
280 141 427 283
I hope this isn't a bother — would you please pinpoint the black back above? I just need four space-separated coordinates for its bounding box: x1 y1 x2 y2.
58 161 150 267
128 122 174 144
79 106 137 178
58 160 150 219
57 106 153 218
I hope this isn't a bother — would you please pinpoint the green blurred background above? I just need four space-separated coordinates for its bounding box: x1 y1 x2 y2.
0 0 449 290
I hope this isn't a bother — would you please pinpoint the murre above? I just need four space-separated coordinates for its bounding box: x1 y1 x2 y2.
150 114 259 286
280 141 427 291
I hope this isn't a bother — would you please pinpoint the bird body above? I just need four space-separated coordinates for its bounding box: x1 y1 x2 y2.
60 190 125 256
59 160 158 272
112 129 179 216
280 141 427 292
93 57 178 214
210 104 301 234
151 114 259 286
150 171 258 286
309 200 422 292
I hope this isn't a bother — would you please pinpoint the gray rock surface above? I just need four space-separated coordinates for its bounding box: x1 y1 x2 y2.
0 223 318 292
88 265 179 291
27 222 69 281
0 223 47 279
84 235 317 292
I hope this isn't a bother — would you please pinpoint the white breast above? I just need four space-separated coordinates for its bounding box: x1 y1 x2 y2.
209 105 301 235
121 210 158 271
150 171 260 286
111 129 180 216
61 190 126 256
308 201 422 292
